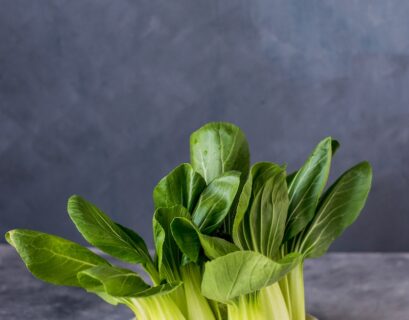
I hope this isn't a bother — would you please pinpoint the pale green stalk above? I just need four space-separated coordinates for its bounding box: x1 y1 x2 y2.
128 295 186 320
280 262 306 320
180 263 216 320
278 275 293 318
226 283 290 320
259 283 291 320
227 295 262 320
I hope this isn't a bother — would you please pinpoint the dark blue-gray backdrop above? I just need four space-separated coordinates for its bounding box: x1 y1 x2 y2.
1 1 408 251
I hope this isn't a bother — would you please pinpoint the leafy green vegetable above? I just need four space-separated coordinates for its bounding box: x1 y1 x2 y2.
5 122 372 320
233 162 288 258
190 122 250 234
6 229 109 286
284 137 332 241
171 217 239 262
67 195 151 265
299 161 372 258
131 282 183 298
192 171 241 234
153 163 206 212
78 265 150 296
153 205 190 281
202 251 301 303
67 195 159 284
171 217 202 262
199 234 240 260
190 122 250 184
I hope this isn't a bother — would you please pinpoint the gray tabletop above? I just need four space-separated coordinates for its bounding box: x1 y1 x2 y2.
1 246 408 319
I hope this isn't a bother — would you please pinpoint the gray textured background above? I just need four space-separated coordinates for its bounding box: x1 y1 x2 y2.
0 1 408 251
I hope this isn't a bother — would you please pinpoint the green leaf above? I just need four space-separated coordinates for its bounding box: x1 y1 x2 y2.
286 171 297 186
190 122 250 235
153 205 190 281
286 139 339 192
192 171 241 234
132 282 183 298
5 229 109 287
200 234 240 260
67 195 152 266
78 265 149 297
201 251 301 303
190 122 250 184
331 139 340 155
170 217 201 262
153 163 206 212
171 217 239 262
78 268 180 303
95 292 120 306
299 161 372 258
284 138 333 240
233 163 288 258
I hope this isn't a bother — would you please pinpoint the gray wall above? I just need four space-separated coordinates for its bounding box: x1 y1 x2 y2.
1 1 408 251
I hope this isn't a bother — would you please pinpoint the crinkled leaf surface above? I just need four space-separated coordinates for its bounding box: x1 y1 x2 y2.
153 163 206 212
6 229 109 287
233 163 288 258
192 171 240 234
67 195 152 265
202 251 301 303
284 137 333 241
300 162 372 258
78 265 149 297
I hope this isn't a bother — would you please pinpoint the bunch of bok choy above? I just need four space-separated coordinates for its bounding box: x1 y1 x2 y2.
5 122 372 320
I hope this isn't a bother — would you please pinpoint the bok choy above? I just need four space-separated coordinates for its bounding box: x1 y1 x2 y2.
5 122 372 320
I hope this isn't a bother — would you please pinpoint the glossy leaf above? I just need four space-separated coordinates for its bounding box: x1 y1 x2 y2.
299 161 372 258
153 205 190 281
284 138 333 240
202 251 301 303
233 163 288 258
171 217 239 262
153 163 206 212
6 229 109 287
78 265 149 297
67 195 152 266
286 140 339 191
170 217 201 262
192 171 240 234
190 122 250 184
